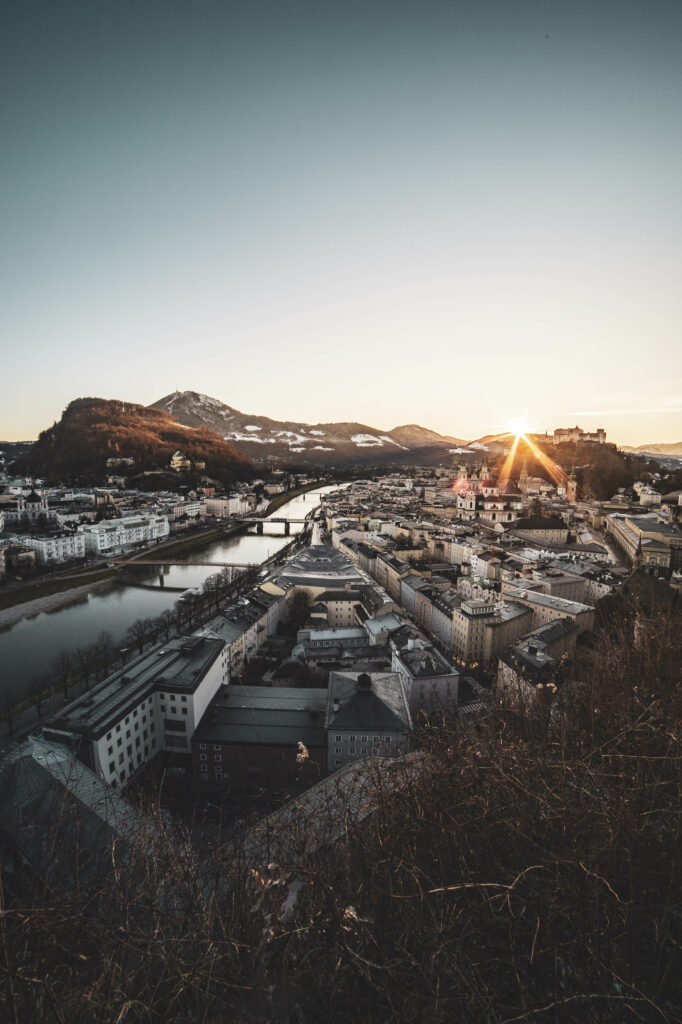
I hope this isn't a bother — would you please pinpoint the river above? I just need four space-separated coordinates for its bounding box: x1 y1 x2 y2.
0 486 339 702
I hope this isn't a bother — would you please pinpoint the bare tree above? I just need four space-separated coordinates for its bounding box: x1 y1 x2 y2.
95 631 115 677
76 646 96 691
126 617 152 655
28 677 48 722
0 692 17 734
54 649 73 699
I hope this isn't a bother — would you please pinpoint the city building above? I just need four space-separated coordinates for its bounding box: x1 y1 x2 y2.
79 513 170 556
42 636 227 789
325 672 412 772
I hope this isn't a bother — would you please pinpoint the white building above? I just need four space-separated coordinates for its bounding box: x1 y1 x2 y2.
14 531 86 565
79 514 170 556
43 636 227 789
205 495 249 517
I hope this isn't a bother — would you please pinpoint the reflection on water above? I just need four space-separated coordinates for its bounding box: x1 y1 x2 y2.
0 486 341 701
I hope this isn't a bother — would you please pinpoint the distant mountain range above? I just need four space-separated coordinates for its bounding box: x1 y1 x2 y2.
620 441 682 457
149 391 474 466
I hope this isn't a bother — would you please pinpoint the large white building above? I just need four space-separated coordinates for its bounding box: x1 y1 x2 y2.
14 531 86 565
79 513 170 556
43 635 227 789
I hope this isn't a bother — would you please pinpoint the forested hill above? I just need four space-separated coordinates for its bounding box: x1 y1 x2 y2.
12 398 253 485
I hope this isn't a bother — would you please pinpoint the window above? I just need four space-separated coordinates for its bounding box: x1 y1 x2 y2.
109 761 115 773
335 759 343 766
106 732 112 741
143 729 148 739
117 738 122 748
170 694 176 701
350 735 356 742
126 744 132 756
214 754 222 762
200 743 207 750
200 753 207 761
182 708 188 715
125 717 130 725
125 729 131 739
118 753 124 764
361 735 368 742
213 744 221 751
107 745 113 756
135 737 140 748
335 747 342 754
181 696 187 703
116 724 121 733
335 735 342 742
349 747 356 755
373 735 380 742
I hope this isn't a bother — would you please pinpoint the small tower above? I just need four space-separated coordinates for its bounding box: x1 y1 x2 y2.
518 457 529 494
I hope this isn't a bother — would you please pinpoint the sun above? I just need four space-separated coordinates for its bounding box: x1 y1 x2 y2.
506 415 530 439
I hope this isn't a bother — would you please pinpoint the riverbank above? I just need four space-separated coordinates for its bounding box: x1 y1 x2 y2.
0 578 114 630
0 568 115 616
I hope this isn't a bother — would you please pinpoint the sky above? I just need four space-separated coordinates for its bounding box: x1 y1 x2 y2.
1 0 681 446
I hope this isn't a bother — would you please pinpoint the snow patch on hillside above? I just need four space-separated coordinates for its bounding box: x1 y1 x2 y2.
309 429 325 436
244 425 262 431
469 442 489 450
379 434 407 450
352 434 383 447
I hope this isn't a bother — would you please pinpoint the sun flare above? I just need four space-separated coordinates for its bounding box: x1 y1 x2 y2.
506 415 530 439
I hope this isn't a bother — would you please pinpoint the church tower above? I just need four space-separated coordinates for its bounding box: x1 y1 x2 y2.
518 457 529 495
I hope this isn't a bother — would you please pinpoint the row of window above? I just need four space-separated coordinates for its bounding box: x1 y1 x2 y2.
335 734 391 743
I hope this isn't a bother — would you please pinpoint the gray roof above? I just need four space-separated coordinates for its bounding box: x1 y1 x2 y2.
0 738 149 887
46 635 224 740
326 672 412 733
193 685 328 748
240 752 425 867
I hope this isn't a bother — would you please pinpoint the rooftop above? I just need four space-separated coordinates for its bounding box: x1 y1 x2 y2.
46 636 224 739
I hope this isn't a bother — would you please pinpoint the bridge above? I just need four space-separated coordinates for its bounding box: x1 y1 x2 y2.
107 559 259 568
235 516 314 535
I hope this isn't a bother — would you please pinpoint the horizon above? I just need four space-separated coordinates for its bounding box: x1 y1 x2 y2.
1 387 681 449
2 1 681 446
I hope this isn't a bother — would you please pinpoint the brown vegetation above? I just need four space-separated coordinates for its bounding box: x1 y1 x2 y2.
1 578 680 1022
12 398 253 485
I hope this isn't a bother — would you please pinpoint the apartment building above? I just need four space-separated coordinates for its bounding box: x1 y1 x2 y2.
43 636 226 789
14 531 86 565
80 514 170 556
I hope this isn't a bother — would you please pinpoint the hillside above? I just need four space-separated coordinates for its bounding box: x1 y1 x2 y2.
621 440 682 457
150 391 470 466
12 398 253 485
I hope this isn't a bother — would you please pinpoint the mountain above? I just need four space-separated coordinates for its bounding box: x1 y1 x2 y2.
12 398 253 485
149 391 471 466
621 441 682 457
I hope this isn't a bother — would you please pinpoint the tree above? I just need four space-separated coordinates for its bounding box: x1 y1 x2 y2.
28 677 48 722
529 496 544 518
289 589 311 628
126 617 152 655
76 646 97 690
95 631 115 678
0 692 18 735
54 649 73 699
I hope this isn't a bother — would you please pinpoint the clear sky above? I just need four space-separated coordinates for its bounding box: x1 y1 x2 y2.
2 0 681 445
